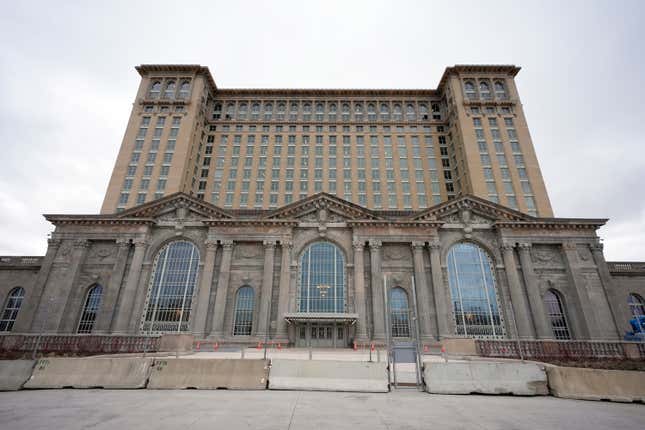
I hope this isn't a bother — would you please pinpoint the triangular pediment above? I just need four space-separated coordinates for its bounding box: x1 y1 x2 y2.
116 192 232 220
410 195 532 223
266 192 380 221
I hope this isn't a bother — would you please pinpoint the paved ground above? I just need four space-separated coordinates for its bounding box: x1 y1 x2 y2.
0 390 643 430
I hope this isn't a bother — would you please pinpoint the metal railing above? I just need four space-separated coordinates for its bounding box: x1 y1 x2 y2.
475 339 644 360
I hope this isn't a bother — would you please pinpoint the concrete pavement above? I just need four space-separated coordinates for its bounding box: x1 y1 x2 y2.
0 389 643 430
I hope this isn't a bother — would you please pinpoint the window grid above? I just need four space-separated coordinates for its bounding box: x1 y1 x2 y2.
0 287 25 332
77 284 103 334
447 243 505 339
628 293 645 317
298 242 345 313
389 287 411 338
544 290 571 340
233 286 255 336
141 241 200 333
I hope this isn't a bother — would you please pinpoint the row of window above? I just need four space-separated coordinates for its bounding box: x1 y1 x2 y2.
148 80 191 100
464 80 508 100
209 124 440 133
213 101 443 122
3 243 644 337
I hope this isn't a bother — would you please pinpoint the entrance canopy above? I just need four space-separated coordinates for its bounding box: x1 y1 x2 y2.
284 312 358 324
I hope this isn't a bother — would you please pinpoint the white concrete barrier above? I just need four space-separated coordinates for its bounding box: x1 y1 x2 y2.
0 360 35 391
24 357 153 389
148 359 268 389
269 359 388 392
424 361 548 395
547 366 645 403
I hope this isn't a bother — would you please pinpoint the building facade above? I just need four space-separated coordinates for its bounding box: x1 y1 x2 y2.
1 192 644 345
102 64 552 216
1 64 644 346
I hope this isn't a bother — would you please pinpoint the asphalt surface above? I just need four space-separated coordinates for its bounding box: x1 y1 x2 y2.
1 389 643 430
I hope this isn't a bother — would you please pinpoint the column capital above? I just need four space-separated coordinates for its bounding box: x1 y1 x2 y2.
500 242 515 252
589 242 604 252
263 240 276 249
47 238 62 248
115 238 130 247
205 239 218 250
133 238 148 248
221 239 234 249
369 240 382 249
562 242 577 251
73 239 91 249
280 240 293 249
411 241 425 251
518 242 532 251
352 240 364 251
428 240 441 250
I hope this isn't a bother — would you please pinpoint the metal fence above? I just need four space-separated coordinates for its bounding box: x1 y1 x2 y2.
476 339 645 360
0 334 161 355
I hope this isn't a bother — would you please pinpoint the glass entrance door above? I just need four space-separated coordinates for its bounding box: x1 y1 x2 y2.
295 323 348 348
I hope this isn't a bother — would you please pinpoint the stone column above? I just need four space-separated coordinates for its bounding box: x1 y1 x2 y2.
353 240 368 341
562 242 598 339
191 239 218 337
113 238 148 334
275 240 293 340
369 240 385 340
411 241 435 339
589 242 621 339
95 239 130 333
256 240 276 338
429 241 451 338
210 240 234 338
501 243 534 339
59 239 91 333
517 243 552 339
22 238 61 333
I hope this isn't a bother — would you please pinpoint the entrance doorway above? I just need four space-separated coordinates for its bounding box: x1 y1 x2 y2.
295 323 348 348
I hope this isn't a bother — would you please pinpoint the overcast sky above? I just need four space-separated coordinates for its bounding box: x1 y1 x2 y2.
0 0 643 261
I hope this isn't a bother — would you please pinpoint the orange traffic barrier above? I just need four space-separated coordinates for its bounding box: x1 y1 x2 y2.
277 343 282 350
353 341 357 351
256 342 262 350
423 345 429 353
196 341 201 351
370 343 375 352
213 342 219 351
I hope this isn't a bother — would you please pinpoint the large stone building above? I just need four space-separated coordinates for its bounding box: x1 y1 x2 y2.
0 64 644 347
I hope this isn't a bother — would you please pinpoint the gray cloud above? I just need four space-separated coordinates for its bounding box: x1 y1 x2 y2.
0 0 643 261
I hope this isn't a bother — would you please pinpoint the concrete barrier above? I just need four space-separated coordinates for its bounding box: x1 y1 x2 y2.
441 338 478 356
158 334 194 352
24 357 153 389
547 366 645 403
424 361 548 395
0 360 35 391
269 359 388 392
148 359 268 389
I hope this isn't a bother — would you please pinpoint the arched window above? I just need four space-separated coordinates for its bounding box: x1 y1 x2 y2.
163 81 176 99
0 287 25 332
233 286 254 335
544 289 571 340
238 102 248 120
178 81 190 99
447 242 505 338
494 81 507 99
149 81 161 99
479 81 491 99
380 103 390 121
406 103 416 120
393 104 402 120
298 242 345 312
390 287 410 338
77 284 103 334
464 81 476 99
628 293 645 317
264 102 273 120
141 241 200 333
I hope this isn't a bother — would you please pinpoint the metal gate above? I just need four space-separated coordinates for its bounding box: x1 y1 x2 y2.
384 274 424 390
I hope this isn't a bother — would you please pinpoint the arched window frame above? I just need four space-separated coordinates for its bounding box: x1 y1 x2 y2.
464 81 476 99
446 242 506 339
628 293 645 317
0 287 25 332
178 81 190 99
494 81 507 99
479 81 491 99
141 240 200 333
544 289 571 340
77 284 103 334
233 286 255 336
389 287 410 338
163 81 176 99
149 81 162 99
297 242 346 313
